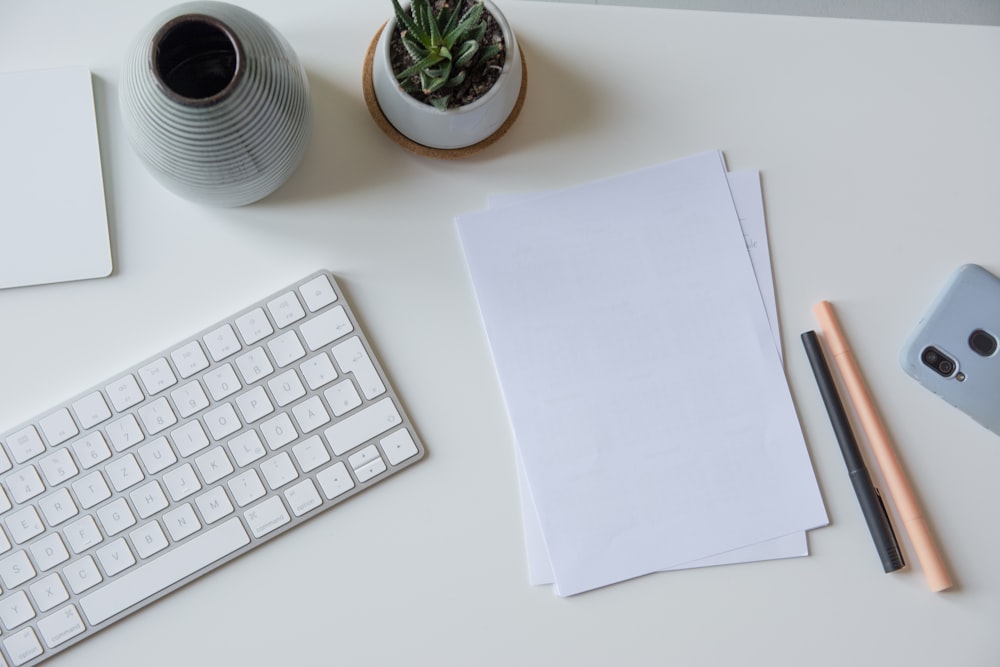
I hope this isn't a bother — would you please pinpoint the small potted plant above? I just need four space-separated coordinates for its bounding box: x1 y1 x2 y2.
363 0 526 157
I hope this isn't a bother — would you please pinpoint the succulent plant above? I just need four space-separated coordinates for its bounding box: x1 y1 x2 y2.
390 0 503 110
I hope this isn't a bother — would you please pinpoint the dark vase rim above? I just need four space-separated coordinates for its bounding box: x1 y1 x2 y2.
150 13 245 107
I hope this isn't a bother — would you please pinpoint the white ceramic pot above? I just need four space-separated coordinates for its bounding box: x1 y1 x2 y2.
371 0 523 150
119 1 311 207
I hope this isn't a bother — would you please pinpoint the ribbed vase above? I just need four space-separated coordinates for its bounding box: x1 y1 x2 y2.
119 1 311 207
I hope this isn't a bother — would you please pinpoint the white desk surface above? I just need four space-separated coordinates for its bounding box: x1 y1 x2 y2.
1 1 999 665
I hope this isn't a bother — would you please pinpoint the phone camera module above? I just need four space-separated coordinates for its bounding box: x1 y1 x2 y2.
968 329 997 357
921 346 957 377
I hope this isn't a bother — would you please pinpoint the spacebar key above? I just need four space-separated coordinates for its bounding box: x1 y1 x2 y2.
80 518 250 625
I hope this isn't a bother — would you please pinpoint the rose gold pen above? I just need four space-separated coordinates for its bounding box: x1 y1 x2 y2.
813 300 952 592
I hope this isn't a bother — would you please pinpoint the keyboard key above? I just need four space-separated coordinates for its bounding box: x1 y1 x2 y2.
29 533 69 572
235 386 274 423
72 392 112 429
228 470 266 507
3 627 43 666
380 429 419 466
195 487 233 525
72 432 112 469
79 518 249 625
130 481 168 519
106 374 144 412
267 331 306 367
6 426 45 464
63 516 103 554
37 604 85 649
0 551 36 588
195 447 234 484
38 448 79 487
268 369 306 407
163 504 201 541
130 522 169 559
234 307 274 345
106 414 144 452
299 352 338 390
299 305 353 351
298 274 337 312
267 292 305 328
332 336 386 400
171 381 210 419
292 396 330 433
244 496 289 538
203 363 241 401
96 498 136 536
235 347 274 384
170 341 210 379
30 573 69 613
324 379 362 417
38 488 79 527
203 324 241 362
97 538 135 576
0 590 35 630
39 408 79 447
324 397 402 456
138 437 177 474
291 435 330 473
354 457 387 483
260 453 298 490
163 464 201 502
284 479 322 517
228 431 266 467
7 466 46 504
105 454 144 492
138 397 177 435
348 444 381 470
137 358 177 396
260 413 297 450
204 403 241 440
73 472 111 510
171 420 210 457
6 507 44 544
316 462 355 500
63 556 102 595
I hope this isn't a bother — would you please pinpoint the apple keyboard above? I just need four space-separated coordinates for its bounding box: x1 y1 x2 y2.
0 270 425 666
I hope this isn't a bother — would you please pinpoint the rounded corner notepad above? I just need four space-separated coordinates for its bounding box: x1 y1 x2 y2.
0 66 113 290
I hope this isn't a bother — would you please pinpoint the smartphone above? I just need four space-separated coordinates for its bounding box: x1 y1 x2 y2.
900 263 1000 437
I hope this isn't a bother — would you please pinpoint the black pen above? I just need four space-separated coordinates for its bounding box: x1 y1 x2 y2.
801 330 904 573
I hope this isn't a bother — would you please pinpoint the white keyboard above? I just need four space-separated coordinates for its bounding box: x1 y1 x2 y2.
0 271 424 666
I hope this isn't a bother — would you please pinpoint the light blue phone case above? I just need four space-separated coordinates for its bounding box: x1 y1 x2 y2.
900 264 1000 437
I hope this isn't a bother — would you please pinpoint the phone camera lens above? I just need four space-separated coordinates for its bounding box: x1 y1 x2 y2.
969 329 997 357
921 346 957 378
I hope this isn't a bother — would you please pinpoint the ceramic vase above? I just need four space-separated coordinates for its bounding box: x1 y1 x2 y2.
369 0 524 152
119 1 311 207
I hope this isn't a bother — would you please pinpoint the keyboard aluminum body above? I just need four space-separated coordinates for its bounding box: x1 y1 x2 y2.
0 270 424 666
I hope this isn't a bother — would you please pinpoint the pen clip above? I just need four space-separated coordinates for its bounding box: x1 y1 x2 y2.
874 486 905 572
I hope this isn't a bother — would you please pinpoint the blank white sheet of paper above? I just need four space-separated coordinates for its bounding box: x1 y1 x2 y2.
457 151 828 596
500 170 808 587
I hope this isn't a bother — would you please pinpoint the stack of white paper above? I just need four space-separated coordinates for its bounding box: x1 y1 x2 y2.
456 151 828 596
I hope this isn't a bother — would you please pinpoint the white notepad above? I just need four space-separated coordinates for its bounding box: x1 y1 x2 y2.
0 66 112 290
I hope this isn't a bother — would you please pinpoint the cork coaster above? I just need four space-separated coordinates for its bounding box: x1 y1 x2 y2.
362 23 527 159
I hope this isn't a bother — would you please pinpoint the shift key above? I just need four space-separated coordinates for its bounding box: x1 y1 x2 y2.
324 398 401 455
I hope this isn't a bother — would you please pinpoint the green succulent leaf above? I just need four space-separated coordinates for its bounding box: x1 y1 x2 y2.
454 40 478 67
430 95 451 111
392 0 427 43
